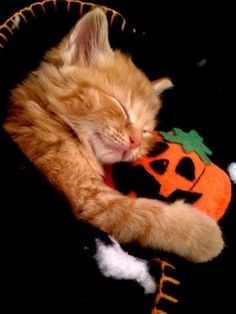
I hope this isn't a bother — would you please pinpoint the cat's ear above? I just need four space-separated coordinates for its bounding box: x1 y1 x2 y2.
152 78 174 96
65 8 113 65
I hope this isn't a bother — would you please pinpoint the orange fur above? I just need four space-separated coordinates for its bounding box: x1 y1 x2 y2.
3 8 224 262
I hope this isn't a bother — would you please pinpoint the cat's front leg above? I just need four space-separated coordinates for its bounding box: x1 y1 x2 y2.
132 198 224 263
78 189 224 263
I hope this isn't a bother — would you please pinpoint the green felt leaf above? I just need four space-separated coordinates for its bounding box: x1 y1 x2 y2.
159 128 213 164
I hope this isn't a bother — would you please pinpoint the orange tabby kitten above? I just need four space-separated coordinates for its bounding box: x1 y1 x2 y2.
3 8 224 262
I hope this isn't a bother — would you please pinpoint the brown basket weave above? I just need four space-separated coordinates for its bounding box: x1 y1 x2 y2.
0 0 127 49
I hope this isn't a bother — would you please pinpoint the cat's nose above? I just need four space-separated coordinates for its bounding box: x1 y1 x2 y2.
129 134 141 149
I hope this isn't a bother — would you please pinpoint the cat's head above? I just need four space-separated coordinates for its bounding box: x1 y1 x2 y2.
45 8 173 164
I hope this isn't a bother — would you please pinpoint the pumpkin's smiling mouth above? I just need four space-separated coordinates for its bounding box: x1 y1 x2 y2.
158 166 206 205
155 189 202 204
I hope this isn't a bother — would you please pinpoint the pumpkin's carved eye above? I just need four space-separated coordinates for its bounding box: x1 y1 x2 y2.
151 159 169 174
147 141 169 157
176 157 195 181
112 163 161 199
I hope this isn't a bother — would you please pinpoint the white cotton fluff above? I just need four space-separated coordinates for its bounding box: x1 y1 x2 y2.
95 238 156 294
228 162 236 184
197 58 207 67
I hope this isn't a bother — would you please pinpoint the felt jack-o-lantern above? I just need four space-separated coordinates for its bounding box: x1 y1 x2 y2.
104 128 231 221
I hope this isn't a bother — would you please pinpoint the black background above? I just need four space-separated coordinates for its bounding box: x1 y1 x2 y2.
1 1 235 313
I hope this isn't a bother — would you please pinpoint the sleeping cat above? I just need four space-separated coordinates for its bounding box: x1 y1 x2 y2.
3 8 224 262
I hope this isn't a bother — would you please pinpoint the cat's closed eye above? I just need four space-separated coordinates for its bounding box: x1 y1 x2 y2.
110 95 130 122
143 129 153 134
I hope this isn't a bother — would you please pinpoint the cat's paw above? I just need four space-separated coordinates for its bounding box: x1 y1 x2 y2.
167 200 224 262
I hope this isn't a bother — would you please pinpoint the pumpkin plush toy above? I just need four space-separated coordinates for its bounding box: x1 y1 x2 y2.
104 128 232 312
104 128 232 221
